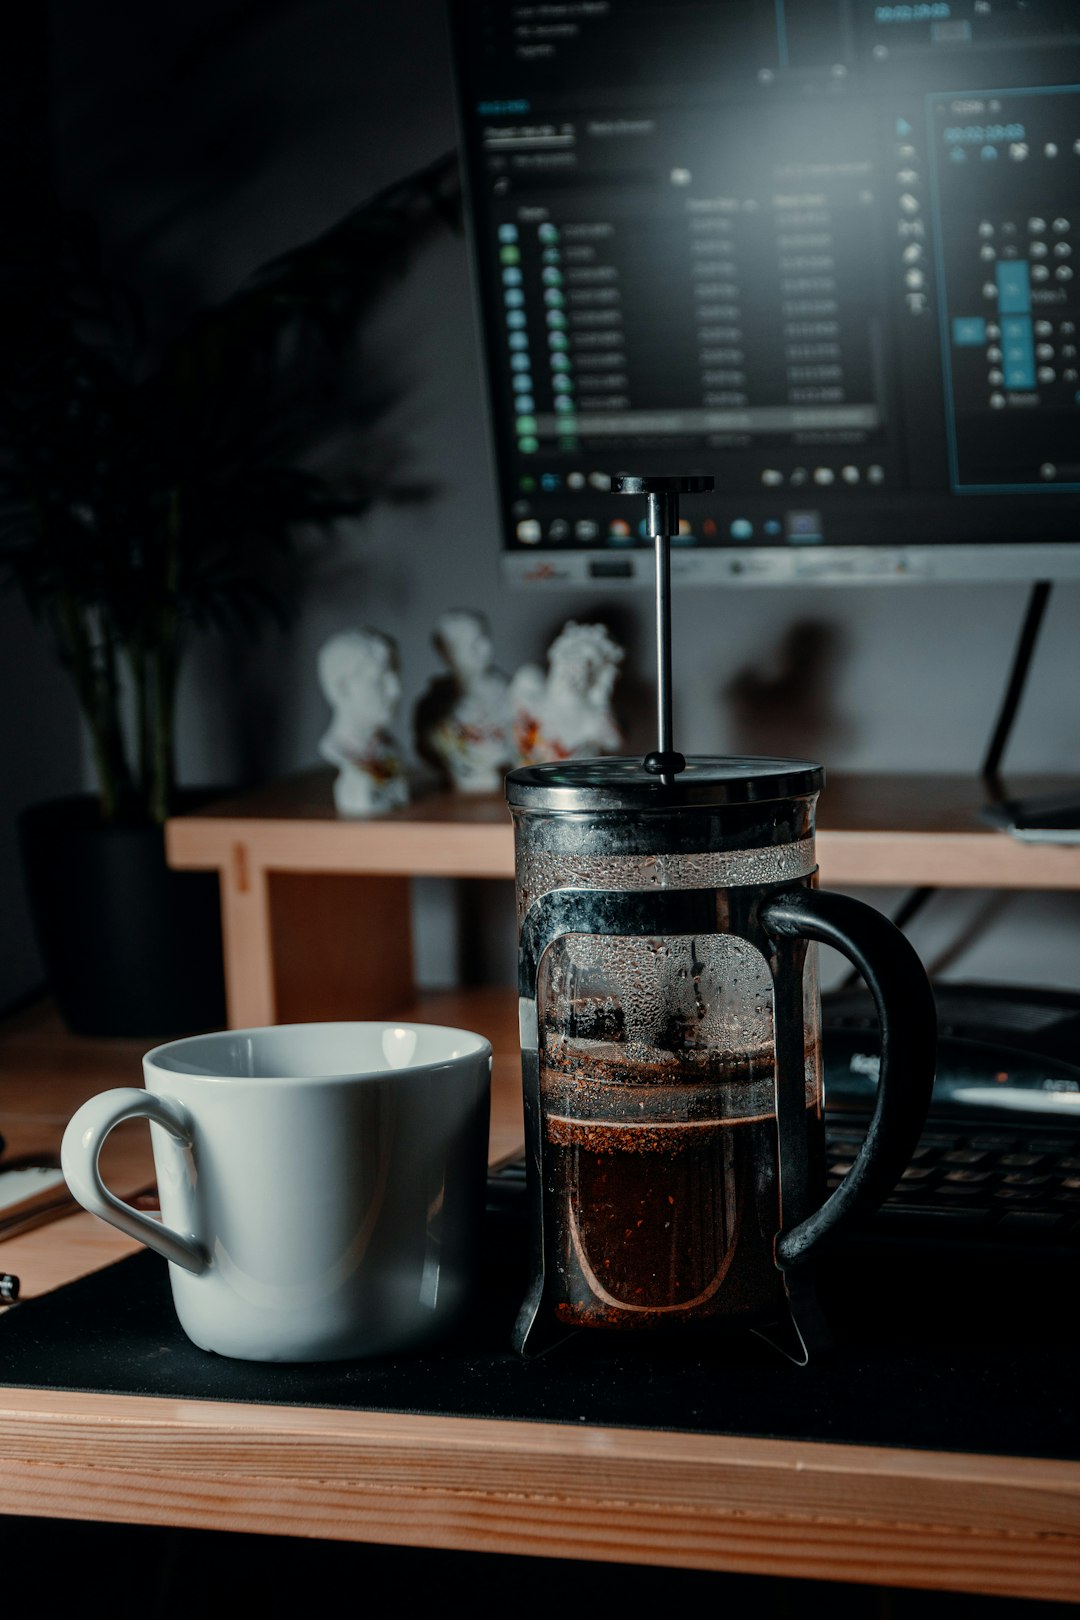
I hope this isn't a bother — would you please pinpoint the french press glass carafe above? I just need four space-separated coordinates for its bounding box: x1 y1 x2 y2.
506 477 937 1359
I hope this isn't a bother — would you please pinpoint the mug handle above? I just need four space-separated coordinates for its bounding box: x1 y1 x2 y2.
61 1089 206 1274
760 886 937 1269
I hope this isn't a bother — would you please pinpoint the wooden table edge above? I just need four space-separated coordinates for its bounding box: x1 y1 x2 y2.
0 1388 1078 1599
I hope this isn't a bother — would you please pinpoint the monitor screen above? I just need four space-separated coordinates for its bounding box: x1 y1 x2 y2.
447 0 1080 586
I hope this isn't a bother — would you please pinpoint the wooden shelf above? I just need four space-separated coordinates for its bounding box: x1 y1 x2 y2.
818 772 1080 889
165 768 1080 1028
169 771 518 879
169 767 1080 887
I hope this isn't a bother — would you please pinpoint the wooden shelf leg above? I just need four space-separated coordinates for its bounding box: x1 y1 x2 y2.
218 842 278 1028
213 847 415 1029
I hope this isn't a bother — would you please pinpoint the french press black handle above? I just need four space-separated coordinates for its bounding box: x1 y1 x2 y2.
761 887 937 1269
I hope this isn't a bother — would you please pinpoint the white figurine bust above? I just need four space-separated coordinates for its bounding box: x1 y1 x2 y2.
510 620 624 765
317 628 409 816
414 609 513 792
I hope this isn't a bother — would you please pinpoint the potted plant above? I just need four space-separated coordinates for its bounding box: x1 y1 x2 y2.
1 153 460 1036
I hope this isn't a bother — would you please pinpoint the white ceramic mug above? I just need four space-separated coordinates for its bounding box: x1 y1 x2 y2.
61 1021 492 1363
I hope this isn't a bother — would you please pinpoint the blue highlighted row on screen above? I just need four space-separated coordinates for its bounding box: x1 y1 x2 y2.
1002 316 1036 389
997 260 1032 315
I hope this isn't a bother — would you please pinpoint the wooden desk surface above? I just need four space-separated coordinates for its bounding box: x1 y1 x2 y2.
2 1000 1079 1602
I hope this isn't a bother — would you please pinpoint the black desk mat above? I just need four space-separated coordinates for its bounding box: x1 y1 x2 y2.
2 1204 1078 1462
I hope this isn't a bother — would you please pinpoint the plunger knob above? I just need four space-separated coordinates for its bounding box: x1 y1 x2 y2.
611 474 714 542
611 474 714 493
643 749 686 777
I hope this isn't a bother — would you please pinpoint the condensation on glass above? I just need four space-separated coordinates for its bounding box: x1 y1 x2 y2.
509 759 826 1334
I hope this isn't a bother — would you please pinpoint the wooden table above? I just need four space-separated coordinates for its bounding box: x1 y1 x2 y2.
165 770 1080 1029
1 998 1079 1603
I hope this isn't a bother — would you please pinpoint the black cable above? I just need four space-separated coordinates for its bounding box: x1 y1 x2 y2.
833 887 936 993
981 579 1053 793
830 581 1054 998
887 884 937 935
834 580 1054 997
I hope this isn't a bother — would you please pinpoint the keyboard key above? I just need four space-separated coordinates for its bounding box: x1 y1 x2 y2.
834 1122 1080 1244
993 1211 1069 1242
876 1205 992 1234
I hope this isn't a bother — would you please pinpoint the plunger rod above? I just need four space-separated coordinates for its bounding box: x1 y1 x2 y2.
610 473 714 783
647 491 677 784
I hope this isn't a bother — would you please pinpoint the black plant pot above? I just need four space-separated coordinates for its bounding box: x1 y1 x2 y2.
19 793 227 1039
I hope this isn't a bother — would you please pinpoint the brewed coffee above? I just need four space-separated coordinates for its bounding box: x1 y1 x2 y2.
540 1039 823 1329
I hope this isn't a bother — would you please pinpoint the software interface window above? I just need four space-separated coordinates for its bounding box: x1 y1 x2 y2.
450 0 1080 584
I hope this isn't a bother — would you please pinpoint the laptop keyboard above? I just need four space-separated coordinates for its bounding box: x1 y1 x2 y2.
827 1118 1080 1246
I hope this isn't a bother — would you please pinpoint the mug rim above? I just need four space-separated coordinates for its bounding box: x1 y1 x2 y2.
144 1020 492 1083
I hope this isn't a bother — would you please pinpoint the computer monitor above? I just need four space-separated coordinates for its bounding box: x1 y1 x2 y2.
447 0 1080 587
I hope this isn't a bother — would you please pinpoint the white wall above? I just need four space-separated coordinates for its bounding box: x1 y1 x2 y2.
4 0 1076 1011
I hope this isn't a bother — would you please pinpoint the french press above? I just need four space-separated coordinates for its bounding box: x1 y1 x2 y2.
506 476 937 1360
